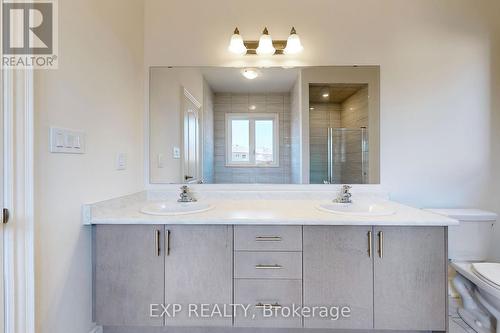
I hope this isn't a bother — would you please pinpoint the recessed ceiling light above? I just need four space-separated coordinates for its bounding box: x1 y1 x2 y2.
321 87 330 98
309 107 315 110
249 104 257 110
241 68 259 80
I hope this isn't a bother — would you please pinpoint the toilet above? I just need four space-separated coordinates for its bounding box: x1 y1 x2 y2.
426 209 499 333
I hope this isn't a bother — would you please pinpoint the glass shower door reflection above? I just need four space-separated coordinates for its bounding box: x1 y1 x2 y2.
323 128 368 184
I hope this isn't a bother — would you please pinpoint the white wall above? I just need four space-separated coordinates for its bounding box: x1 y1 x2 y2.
486 0 500 261
144 0 499 255
149 67 204 183
34 1 144 333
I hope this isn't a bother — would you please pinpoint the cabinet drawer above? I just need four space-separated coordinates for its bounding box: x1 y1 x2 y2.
234 226 302 251
234 252 302 279
234 279 302 328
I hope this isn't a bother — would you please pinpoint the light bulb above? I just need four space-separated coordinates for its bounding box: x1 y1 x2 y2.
284 27 304 54
228 27 247 55
256 27 276 56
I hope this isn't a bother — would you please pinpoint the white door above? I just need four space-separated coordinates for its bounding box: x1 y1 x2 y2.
182 91 201 183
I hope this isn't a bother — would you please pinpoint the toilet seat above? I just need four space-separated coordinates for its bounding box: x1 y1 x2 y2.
472 263 500 290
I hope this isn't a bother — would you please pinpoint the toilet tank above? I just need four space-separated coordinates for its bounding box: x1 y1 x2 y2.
425 209 497 261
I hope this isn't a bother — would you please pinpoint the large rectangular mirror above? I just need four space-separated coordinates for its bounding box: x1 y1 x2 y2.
149 66 380 184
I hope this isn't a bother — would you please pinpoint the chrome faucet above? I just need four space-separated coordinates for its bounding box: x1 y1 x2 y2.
178 185 197 203
334 185 352 204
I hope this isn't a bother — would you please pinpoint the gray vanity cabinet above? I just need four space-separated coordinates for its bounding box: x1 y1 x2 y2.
303 226 374 329
373 226 446 331
93 225 165 327
164 225 233 327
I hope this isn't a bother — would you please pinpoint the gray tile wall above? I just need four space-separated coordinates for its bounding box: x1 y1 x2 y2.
213 93 291 184
290 81 301 184
340 87 369 184
203 81 215 183
341 87 369 128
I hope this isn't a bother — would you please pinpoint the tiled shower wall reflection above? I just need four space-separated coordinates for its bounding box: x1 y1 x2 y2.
309 87 369 184
213 93 291 183
340 87 369 183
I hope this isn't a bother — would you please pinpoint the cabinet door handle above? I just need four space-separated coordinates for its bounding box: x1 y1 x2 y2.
166 229 171 256
368 231 372 258
255 264 282 269
3 208 10 224
255 236 281 242
154 229 161 257
378 231 384 258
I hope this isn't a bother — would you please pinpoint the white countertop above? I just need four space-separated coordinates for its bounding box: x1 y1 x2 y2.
82 189 458 226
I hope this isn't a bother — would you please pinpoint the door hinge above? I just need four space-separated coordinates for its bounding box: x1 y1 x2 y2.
3 208 9 224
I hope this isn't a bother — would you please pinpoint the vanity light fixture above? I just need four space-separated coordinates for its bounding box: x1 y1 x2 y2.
256 27 276 56
283 27 304 54
228 27 303 56
228 27 247 55
241 68 260 80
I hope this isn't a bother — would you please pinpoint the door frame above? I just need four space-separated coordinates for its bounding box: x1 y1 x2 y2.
1 42 4 333
181 88 202 184
1 67 36 333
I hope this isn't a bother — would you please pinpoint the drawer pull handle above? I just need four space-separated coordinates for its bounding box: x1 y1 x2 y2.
255 236 282 242
255 264 282 269
255 302 282 309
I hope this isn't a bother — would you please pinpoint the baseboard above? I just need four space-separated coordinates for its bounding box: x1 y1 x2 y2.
89 324 103 333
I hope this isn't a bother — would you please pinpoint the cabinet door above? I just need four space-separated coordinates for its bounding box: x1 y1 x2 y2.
93 225 165 326
165 225 233 327
373 226 446 331
303 226 374 329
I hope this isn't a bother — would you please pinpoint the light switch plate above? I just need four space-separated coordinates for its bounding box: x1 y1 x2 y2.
173 147 181 159
50 127 86 154
116 153 127 170
157 153 165 168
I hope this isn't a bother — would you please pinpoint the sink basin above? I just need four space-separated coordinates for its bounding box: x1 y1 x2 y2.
317 202 396 217
140 202 213 216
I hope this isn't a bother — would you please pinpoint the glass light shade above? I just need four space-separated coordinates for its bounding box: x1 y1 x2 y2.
256 34 276 56
228 33 247 55
241 68 259 80
284 33 303 54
